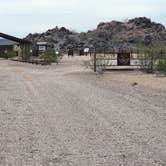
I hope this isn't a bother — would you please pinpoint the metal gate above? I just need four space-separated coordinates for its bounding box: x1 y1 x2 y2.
117 52 130 66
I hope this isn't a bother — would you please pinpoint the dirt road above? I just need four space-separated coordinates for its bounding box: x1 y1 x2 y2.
0 57 166 166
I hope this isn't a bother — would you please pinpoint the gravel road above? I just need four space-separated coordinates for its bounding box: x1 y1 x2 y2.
0 57 166 166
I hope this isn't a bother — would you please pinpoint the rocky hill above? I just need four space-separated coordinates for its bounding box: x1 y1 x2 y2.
26 17 166 52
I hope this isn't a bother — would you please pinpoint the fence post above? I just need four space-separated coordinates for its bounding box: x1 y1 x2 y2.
160 49 163 58
94 51 97 72
151 53 153 73
148 49 154 73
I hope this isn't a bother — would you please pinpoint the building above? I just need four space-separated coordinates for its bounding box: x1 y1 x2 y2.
0 33 31 58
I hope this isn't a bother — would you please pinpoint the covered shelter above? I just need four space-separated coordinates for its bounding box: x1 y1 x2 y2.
0 33 32 59
0 38 18 55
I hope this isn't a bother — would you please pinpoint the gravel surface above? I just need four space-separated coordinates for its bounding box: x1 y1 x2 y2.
0 57 166 166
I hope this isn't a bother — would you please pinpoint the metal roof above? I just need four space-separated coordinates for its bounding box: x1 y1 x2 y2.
0 39 18 46
0 33 31 44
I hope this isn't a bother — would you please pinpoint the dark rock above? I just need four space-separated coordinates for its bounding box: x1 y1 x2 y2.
25 17 166 52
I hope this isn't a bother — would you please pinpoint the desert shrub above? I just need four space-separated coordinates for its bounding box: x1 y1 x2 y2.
42 48 58 65
157 59 166 73
22 44 32 61
139 45 166 73
0 51 6 58
6 50 16 58
139 49 155 73
0 50 16 59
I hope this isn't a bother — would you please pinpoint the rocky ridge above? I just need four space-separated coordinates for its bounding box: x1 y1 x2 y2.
26 17 166 52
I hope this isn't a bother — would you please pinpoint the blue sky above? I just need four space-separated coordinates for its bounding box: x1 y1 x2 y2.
0 0 165 37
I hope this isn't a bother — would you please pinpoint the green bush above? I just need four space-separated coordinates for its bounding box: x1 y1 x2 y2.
157 59 166 73
0 52 6 58
6 50 16 58
42 48 58 65
139 49 155 73
22 44 32 61
0 50 16 59
139 45 166 73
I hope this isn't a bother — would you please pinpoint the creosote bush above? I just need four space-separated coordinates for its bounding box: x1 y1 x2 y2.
157 59 166 73
6 50 16 58
138 45 166 73
22 45 32 61
0 50 16 59
42 48 58 65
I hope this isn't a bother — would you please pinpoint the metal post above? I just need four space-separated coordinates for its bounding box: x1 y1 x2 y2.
148 49 153 73
151 51 154 73
94 50 96 72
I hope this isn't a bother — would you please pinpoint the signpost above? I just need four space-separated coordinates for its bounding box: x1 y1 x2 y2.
94 51 96 72
84 48 89 56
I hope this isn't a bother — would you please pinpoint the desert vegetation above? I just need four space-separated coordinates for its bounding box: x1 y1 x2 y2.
138 45 166 73
41 48 60 65
0 50 16 59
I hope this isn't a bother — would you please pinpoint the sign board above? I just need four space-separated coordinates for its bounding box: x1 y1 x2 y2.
117 53 130 66
84 48 89 53
38 45 46 51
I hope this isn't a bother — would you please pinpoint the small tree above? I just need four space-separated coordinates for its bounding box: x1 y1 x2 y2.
0 51 6 58
138 44 166 73
0 50 16 59
22 44 32 61
157 59 166 73
6 50 16 58
42 47 58 65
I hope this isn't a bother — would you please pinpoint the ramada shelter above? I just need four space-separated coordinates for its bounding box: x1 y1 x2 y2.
0 32 31 57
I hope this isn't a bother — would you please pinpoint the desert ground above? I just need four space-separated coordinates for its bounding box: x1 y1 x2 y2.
0 56 166 166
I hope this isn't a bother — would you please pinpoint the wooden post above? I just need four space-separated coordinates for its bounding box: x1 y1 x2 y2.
148 49 153 73
94 50 96 72
151 51 154 73
160 49 163 58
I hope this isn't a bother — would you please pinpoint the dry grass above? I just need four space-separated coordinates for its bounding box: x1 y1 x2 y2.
102 71 166 91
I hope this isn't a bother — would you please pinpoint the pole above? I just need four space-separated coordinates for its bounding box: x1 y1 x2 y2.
151 51 154 73
94 50 96 72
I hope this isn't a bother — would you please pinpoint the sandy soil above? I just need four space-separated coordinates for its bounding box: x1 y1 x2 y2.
0 56 166 166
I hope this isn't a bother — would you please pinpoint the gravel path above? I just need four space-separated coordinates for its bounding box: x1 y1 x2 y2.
0 57 166 166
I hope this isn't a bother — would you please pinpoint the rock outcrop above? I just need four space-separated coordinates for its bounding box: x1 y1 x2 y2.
26 17 166 52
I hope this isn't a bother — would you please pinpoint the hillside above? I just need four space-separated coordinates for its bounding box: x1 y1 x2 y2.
26 17 166 52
